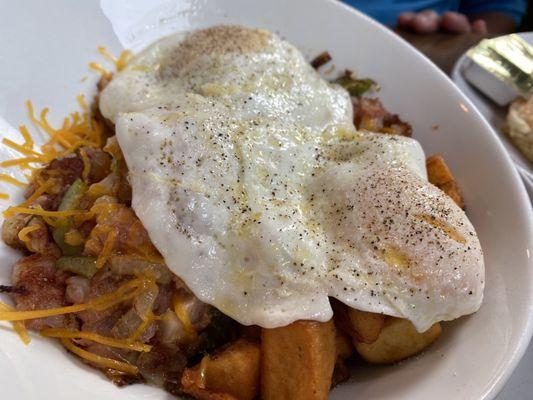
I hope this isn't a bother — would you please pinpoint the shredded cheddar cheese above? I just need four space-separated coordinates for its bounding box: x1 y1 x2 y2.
126 279 160 342
28 103 74 149
89 46 132 82
97 46 116 63
76 94 88 111
89 62 112 80
2 138 42 157
3 205 89 219
97 46 132 72
173 295 197 339
0 277 151 322
28 101 103 150
0 174 27 187
96 228 119 269
17 225 40 244
0 99 103 190
15 179 55 211
42 215 63 228
0 44 124 223
128 312 156 342
0 156 44 168
75 199 118 224
41 328 152 352
116 50 133 71
19 125 34 150
61 338 139 375
0 302 84 322
80 148 91 182
0 301 31 345
0 57 109 212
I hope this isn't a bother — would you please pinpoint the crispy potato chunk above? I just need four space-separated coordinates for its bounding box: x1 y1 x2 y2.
347 309 386 344
355 318 441 364
426 154 454 185
181 339 260 400
439 180 464 208
333 301 385 344
261 320 336 400
426 154 464 209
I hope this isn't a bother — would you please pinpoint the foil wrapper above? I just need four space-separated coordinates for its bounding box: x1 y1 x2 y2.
462 34 533 106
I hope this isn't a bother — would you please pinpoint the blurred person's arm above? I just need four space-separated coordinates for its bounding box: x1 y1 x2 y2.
398 0 526 35
460 0 528 33
465 12 516 34
397 10 487 34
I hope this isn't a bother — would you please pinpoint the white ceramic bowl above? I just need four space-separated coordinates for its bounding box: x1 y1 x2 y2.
0 1 532 399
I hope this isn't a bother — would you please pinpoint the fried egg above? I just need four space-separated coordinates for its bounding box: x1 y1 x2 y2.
100 26 484 332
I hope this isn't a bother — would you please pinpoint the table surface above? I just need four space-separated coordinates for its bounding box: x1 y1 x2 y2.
401 29 533 400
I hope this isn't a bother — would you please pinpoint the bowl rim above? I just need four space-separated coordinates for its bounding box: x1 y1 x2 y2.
1 1 533 399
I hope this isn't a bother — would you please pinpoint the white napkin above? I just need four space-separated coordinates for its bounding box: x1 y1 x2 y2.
101 0 207 51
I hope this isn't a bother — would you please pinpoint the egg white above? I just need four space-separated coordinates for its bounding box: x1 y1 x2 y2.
101 26 484 331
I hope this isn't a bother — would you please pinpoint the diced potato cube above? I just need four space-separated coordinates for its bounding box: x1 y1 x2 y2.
355 318 441 364
181 339 260 400
261 320 336 400
426 154 464 209
440 181 465 209
426 154 454 185
333 300 386 344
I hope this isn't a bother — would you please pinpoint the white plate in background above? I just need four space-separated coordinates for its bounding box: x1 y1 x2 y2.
451 32 533 197
0 1 532 400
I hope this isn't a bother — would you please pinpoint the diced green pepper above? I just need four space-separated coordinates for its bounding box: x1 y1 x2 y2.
52 179 88 256
58 179 88 211
333 76 377 97
52 225 82 256
56 256 98 279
